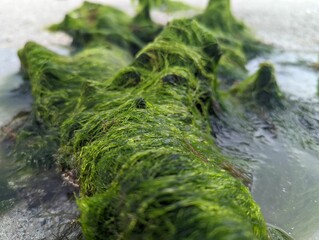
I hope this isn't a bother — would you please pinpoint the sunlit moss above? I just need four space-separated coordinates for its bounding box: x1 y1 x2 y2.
49 1 161 54
196 0 270 83
50 0 269 84
18 17 270 239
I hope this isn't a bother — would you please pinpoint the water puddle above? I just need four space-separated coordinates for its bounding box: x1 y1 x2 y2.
0 48 32 211
215 49 319 239
246 50 319 101
251 135 319 239
0 49 32 126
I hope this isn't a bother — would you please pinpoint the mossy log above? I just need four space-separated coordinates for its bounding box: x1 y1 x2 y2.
18 17 270 239
15 0 289 239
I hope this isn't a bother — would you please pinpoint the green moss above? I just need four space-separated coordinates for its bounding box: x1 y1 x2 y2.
196 0 271 83
49 1 163 54
16 42 132 167
18 18 270 239
50 0 269 83
230 62 284 109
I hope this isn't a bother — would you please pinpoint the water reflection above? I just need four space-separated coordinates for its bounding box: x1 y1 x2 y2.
215 98 319 239
0 48 32 214
0 146 17 213
246 51 319 101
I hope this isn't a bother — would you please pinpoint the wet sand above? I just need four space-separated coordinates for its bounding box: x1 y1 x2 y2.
232 0 319 52
1 0 318 51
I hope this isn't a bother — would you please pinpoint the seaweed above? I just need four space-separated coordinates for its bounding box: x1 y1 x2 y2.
49 1 161 54
230 62 284 109
11 0 296 238
196 0 271 84
16 42 132 168
132 0 194 20
18 17 271 238
49 0 269 84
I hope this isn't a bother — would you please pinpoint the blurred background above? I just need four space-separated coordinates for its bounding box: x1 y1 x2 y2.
0 0 318 50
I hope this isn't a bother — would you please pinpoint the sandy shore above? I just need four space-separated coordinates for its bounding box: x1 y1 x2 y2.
1 0 318 51
232 0 319 52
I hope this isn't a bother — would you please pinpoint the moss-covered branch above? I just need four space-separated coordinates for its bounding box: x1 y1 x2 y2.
18 18 269 239
12 0 294 239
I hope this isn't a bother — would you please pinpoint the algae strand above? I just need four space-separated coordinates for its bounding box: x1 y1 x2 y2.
18 17 270 239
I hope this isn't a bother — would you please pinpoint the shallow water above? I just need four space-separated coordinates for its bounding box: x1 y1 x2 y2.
249 126 319 239
216 100 319 239
231 1 319 239
247 51 319 101
0 147 16 211
0 49 32 126
0 48 31 211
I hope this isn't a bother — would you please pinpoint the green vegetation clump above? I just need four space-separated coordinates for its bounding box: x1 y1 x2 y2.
49 1 162 54
49 0 193 54
50 0 269 83
196 0 270 83
230 62 284 109
18 17 270 239
13 0 296 239
16 42 132 167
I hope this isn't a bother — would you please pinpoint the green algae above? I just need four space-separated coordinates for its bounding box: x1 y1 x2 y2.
49 1 195 54
49 1 161 54
230 63 284 109
50 0 269 83
11 0 297 238
133 0 194 14
74 19 268 239
16 42 132 167
17 16 271 239
196 0 270 83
